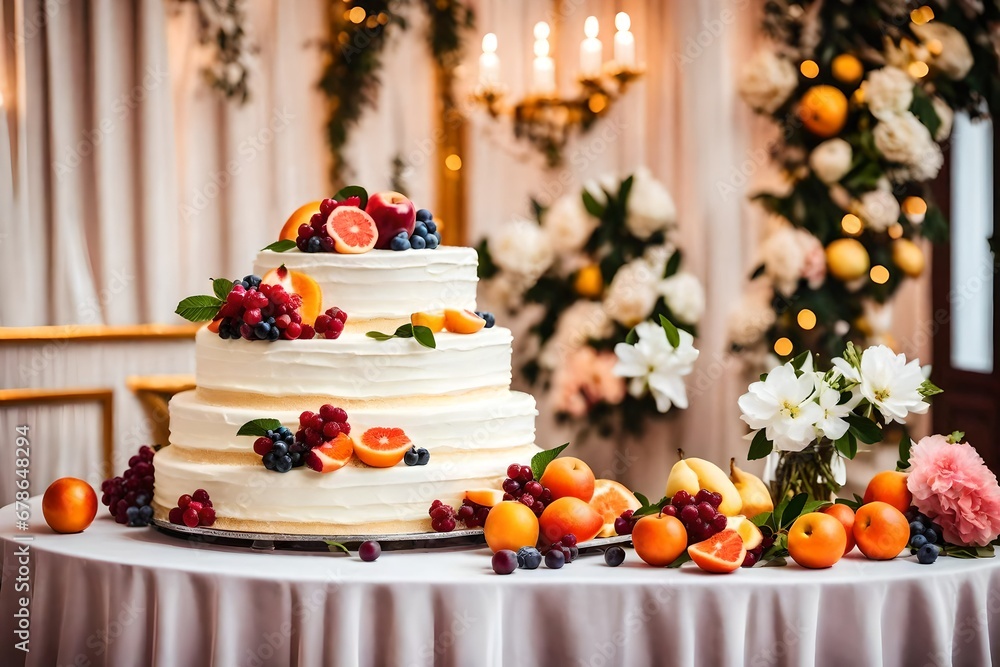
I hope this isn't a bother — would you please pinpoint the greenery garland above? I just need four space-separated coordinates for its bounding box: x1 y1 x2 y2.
733 0 1000 364
181 0 255 104
319 0 474 186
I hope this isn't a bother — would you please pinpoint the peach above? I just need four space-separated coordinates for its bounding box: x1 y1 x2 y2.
863 471 913 514
538 496 603 544
443 309 486 334
854 501 909 560
787 512 847 569
411 310 446 333
278 200 323 241
42 478 97 534
484 501 539 553
539 457 596 502
822 503 857 556
631 514 688 567
465 489 505 507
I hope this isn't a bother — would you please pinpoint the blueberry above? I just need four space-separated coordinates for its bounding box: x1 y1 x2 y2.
263 452 277 469
425 234 439 249
416 448 430 465
254 322 271 339
475 311 496 328
910 534 928 549
924 528 938 544
306 236 323 252
604 546 626 567
517 546 542 570
135 493 150 507
413 222 428 238
277 427 293 440
271 441 288 457
904 507 919 522
909 520 926 537
403 447 420 466
917 543 939 564
396 230 409 238
266 430 275 440
544 549 565 569
425 220 437 233
274 454 293 473
416 208 433 222
126 506 139 520
139 505 153 520
411 235 427 250
289 452 302 466
390 236 411 251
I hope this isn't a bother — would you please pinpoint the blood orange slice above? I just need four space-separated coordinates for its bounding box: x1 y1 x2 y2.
688 529 747 574
589 479 641 537
353 427 412 468
261 265 323 326
305 433 354 473
326 207 378 254
278 201 323 241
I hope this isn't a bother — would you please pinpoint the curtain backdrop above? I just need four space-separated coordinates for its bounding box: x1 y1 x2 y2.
0 0 931 496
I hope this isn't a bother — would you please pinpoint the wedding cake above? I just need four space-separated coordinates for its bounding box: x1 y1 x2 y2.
153 193 540 535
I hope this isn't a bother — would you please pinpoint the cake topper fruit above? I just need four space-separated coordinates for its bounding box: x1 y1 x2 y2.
326 206 379 254
411 310 445 333
443 309 486 334
261 266 323 326
42 478 98 534
239 405 352 473
353 427 413 468
665 450 742 516
279 200 323 241
305 433 355 473
366 191 416 248
390 208 442 251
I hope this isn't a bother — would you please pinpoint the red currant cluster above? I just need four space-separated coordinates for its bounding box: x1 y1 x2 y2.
297 404 350 448
217 276 315 341
502 464 551 517
428 500 458 532
100 445 155 526
456 498 491 529
296 197 361 253
168 489 216 528
314 307 348 339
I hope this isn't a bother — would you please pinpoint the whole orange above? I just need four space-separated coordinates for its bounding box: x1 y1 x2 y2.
483 501 539 553
798 85 848 137
42 478 98 534
822 503 857 556
631 514 688 567
787 512 847 569
863 471 913 514
854 501 909 560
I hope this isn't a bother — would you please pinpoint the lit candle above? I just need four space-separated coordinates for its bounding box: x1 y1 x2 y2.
532 22 555 95
613 12 635 68
479 33 500 87
580 16 602 78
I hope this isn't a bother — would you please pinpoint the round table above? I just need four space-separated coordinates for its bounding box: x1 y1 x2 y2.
2 498 999 667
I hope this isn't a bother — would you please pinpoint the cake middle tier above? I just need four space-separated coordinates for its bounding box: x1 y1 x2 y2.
195 326 514 400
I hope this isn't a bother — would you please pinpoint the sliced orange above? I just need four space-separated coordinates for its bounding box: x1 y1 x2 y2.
326 207 378 254
590 479 641 537
688 529 747 574
261 265 323 326
305 433 354 473
411 310 446 333
465 489 505 507
353 427 412 468
206 317 223 333
279 201 323 241
726 515 763 550
443 309 486 334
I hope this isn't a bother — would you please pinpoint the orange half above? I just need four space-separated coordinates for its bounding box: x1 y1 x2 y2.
688 529 747 574
279 200 323 241
353 427 412 468
261 265 323 326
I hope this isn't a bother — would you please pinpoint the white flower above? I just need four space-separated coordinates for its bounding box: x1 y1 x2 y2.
583 174 620 207
738 362 824 452
854 189 901 232
864 67 914 117
729 280 777 348
539 301 614 369
625 168 677 240
760 226 823 296
643 244 674 276
658 272 705 325
602 257 661 327
912 22 974 80
809 138 853 184
813 377 861 441
613 322 699 413
931 96 954 141
873 111 943 182
738 50 798 113
833 345 929 424
542 194 598 253
488 219 554 281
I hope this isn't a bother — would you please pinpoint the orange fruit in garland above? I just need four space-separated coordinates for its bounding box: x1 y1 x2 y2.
278 201 323 241
688 528 747 573
798 85 848 138
353 427 413 468
261 265 323 327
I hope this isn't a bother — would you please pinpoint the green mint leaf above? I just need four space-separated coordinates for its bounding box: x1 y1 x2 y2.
212 278 234 301
333 185 369 209
530 442 570 481
262 239 297 252
802 499 832 514
847 414 882 445
664 249 682 278
175 294 224 322
412 325 436 349
747 429 773 460
581 189 605 218
666 551 691 568
325 541 350 555
366 331 395 341
659 314 680 348
236 418 283 438
780 493 808 528
625 327 638 345
632 495 669 519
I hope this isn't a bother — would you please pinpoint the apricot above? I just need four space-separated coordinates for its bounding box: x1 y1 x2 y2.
411 310 446 333
538 497 603 544
484 501 539 553
854 501 909 560
863 471 913 514
443 309 486 334
822 503 857 556
631 514 688 567
787 512 847 569
465 489 505 507
42 478 97 534
539 457 596 502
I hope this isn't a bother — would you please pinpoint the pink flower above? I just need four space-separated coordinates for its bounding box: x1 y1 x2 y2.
906 434 1000 546
551 347 626 418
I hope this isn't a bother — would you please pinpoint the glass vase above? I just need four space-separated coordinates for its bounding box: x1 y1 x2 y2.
770 439 842 502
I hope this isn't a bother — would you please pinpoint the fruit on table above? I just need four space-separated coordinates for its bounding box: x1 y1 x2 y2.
464 489 505 508
492 549 518 575
261 266 323 327
484 501 540 553
539 457 596 502
443 309 486 334
501 464 553 517
359 540 381 562
822 503 857 556
411 310 446 333
853 501 909 560
631 514 688 567
826 238 870 282
304 433 354 473
366 191 416 248
43 478 98 534
863 470 913 514
688 529 747 574
604 545 626 567
353 427 412 468
542 534 580 564
725 515 763 550
663 489 730 543
538 497 603 544
590 479 642 537
279 200 323 241
665 452 742 516
516 546 542 569
798 85 848 137
101 445 156 526
787 512 847 569
729 459 773 520
917 543 940 564
544 549 565 569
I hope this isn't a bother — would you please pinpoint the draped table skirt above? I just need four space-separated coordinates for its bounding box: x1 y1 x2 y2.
2 497 999 667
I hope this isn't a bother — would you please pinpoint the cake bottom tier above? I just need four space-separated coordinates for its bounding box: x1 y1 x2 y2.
152 442 540 535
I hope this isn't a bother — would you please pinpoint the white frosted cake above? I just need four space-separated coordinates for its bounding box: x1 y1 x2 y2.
153 243 540 535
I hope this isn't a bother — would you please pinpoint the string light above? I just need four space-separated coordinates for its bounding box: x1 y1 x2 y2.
902 196 927 216
908 61 929 78
888 223 904 239
774 337 794 356
870 265 890 284
910 6 935 24
926 39 943 56
841 214 862 235
445 154 462 171
588 93 607 113
800 60 819 78
348 6 366 23
797 309 817 330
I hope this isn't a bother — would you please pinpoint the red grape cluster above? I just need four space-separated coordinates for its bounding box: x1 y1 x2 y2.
743 535 773 568
428 500 458 532
100 445 156 526
456 498 491 528
217 276 315 341
501 464 551 517
615 489 728 544
297 405 350 448
296 197 361 252
541 534 579 563
314 307 348 339
168 489 216 528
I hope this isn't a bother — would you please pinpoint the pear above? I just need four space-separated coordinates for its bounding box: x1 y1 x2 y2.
664 450 743 516
729 458 774 520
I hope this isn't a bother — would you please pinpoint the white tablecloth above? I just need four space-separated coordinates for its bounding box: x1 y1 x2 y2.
2 497 999 667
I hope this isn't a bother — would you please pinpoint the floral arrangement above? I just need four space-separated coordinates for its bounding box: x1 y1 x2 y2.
731 0 1000 363
179 0 256 103
477 169 704 432
739 342 940 500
